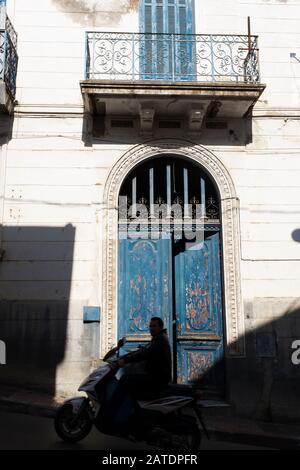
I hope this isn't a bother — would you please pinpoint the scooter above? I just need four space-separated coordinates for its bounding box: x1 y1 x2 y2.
54 337 209 451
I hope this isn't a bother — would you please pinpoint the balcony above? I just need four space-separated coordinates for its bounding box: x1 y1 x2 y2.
0 15 18 114
80 32 266 135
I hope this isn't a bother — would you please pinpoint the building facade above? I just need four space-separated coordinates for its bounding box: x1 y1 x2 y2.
1 0 300 421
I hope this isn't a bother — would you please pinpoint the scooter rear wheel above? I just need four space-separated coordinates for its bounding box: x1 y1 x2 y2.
164 425 201 452
183 424 201 451
163 416 202 451
54 404 92 443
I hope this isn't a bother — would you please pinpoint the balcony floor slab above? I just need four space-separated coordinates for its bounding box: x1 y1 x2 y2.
80 79 266 119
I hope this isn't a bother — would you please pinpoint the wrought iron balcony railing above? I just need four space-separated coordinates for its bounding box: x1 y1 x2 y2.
0 15 18 99
85 32 260 84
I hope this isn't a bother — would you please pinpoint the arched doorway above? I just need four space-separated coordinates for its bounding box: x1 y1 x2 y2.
118 155 225 396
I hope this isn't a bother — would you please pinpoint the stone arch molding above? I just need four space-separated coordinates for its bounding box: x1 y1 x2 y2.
101 139 245 358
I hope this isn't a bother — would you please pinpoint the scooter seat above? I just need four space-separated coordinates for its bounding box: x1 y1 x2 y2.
136 384 197 400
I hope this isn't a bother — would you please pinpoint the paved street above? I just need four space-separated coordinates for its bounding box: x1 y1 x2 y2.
0 410 275 451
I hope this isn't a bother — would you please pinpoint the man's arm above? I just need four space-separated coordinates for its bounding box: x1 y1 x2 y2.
119 336 165 366
122 345 150 364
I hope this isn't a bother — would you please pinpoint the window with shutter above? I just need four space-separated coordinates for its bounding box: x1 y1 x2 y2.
141 0 193 35
140 0 195 80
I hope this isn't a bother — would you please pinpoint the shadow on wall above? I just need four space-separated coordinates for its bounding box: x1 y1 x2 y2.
291 229 300 243
195 298 300 424
171 228 300 423
0 114 14 144
0 224 75 398
82 114 254 148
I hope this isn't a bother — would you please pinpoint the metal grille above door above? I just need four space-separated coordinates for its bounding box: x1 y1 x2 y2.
119 156 220 224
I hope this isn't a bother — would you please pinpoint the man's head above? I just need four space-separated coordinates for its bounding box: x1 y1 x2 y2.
149 317 164 337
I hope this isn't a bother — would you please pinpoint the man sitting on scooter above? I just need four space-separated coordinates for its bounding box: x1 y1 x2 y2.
117 316 172 394
103 317 172 433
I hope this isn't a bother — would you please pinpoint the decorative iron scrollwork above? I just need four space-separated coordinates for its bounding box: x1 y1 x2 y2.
0 15 18 98
86 32 260 84
206 197 219 220
155 196 165 205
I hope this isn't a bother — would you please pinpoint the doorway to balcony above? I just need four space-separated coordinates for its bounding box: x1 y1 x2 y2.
117 156 225 397
140 0 195 80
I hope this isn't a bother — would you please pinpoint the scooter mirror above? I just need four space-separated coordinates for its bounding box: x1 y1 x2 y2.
118 337 126 349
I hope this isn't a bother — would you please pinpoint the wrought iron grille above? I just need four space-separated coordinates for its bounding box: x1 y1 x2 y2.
0 15 18 99
119 157 220 226
85 32 260 84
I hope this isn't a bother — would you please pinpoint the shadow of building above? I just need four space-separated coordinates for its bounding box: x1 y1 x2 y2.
82 112 253 148
196 299 300 424
0 224 75 397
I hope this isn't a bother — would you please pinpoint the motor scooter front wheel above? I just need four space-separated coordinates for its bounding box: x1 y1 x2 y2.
54 403 92 443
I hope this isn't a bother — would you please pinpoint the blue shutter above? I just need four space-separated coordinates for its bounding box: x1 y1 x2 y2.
179 2 187 34
176 0 194 78
144 0 152 33
156 0 164 33
168 0 176 34
141 1 194 35
180 0 194 34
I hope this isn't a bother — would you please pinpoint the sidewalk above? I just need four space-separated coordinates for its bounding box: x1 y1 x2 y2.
202 413 300 449
0 385 65 418
0 385 300 449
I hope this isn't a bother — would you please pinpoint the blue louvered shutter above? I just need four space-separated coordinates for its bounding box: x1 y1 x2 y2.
144 0 153 33
142 0 193 34
176 0 194 78
178 0 193 34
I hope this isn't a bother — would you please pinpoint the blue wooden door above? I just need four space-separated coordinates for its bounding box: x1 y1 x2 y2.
140 0 195 80
118 235 173 352
118 231 224 393
175 232 225 394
